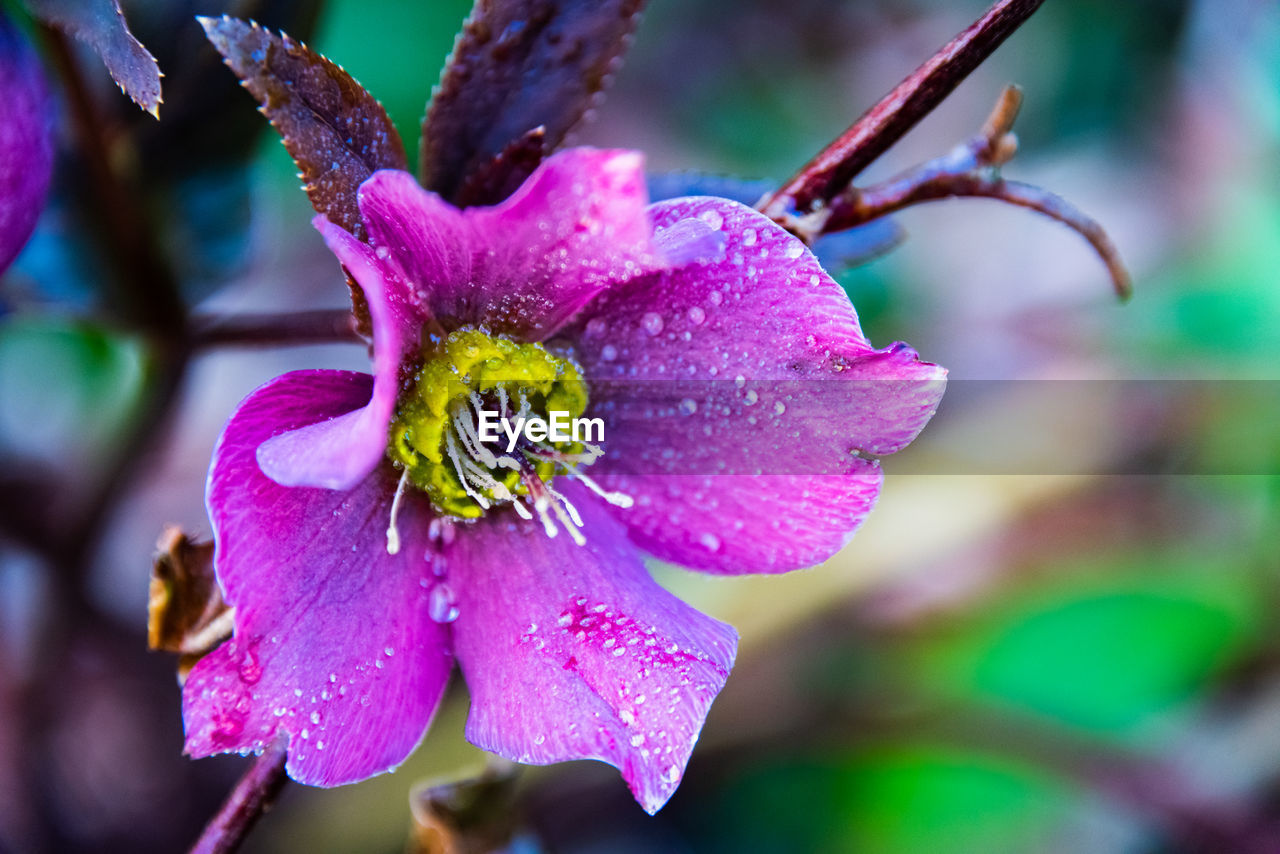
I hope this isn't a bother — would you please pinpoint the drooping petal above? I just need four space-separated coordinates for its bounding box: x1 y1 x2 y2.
567 196 946 573
448 482 737 814
358 149 664 341
185 370 451 786
255 218 422 490
0 12 54 274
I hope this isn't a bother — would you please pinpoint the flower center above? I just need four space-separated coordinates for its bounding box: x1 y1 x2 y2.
385 329 629 548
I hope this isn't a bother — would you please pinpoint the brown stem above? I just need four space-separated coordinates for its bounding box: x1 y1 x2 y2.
192 309 362 349
190 740 290 854
757 0 1047 221
825 86 1132 300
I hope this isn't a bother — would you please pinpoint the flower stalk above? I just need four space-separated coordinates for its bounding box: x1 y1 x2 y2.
189 739 289 854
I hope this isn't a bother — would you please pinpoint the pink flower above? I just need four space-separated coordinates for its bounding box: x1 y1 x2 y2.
183 148 945 812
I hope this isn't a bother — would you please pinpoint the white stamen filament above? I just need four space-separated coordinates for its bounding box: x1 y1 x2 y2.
568 468 635 508
545 481 586 545
452 406 498 469
386 468 411 555
445 431 491 509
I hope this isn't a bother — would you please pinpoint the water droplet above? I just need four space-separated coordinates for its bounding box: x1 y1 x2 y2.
678 398 698 416
641 312 664 335
586 317 606 336
238 647 262 685
688 306 706 326
310 711 320 725
708 291 723 306
534 734 546 745
774 401 787 416
600 344 618 362
744 390 759 405
698 209 723 230
429 582 460 623
784 242 804 259
742 228 757 246
663 765 681 784
700 533 721 551
733 375 746 388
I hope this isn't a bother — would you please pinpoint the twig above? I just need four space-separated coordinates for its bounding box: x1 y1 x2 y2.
191 309 362 349
190 740 290 854
825 86 1132 300
757 0 1047 221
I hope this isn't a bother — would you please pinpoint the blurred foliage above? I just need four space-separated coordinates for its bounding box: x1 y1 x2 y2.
902 555 1263 733
710 746 1070 854
0 316 147 476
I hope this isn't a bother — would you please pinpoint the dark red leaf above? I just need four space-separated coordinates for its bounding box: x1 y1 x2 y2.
25 0 163 114
452 125 547 208
421 0 646 204
198 15 407 241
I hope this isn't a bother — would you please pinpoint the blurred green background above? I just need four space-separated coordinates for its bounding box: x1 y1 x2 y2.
2 0 1279 851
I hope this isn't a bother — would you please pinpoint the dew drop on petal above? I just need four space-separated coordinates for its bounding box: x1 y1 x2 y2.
429 582 460 623
678 398 698 416
774 401 787 416
784 242 804 259
586 318 607 336
641 312 664 335
698 209 723 230
600 344 618 362
688 306 705 326
700 533 721 551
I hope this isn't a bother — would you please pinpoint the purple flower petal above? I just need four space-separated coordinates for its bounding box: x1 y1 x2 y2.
568 196 946 573
358 148 663 341
255 218 422 490
185 370 452 785
608 468 884 574
448 481 737 814
0 12 54 273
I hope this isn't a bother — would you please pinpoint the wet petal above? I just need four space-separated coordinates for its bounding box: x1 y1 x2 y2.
185 370 451 786
256 219 422 490
449 482 737 813
359 149 663 341
614 467 883 575
568 196 945 573
0 12 54 273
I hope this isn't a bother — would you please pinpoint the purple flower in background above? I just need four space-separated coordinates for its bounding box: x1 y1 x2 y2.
0 10 54 274
183 148 945 812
